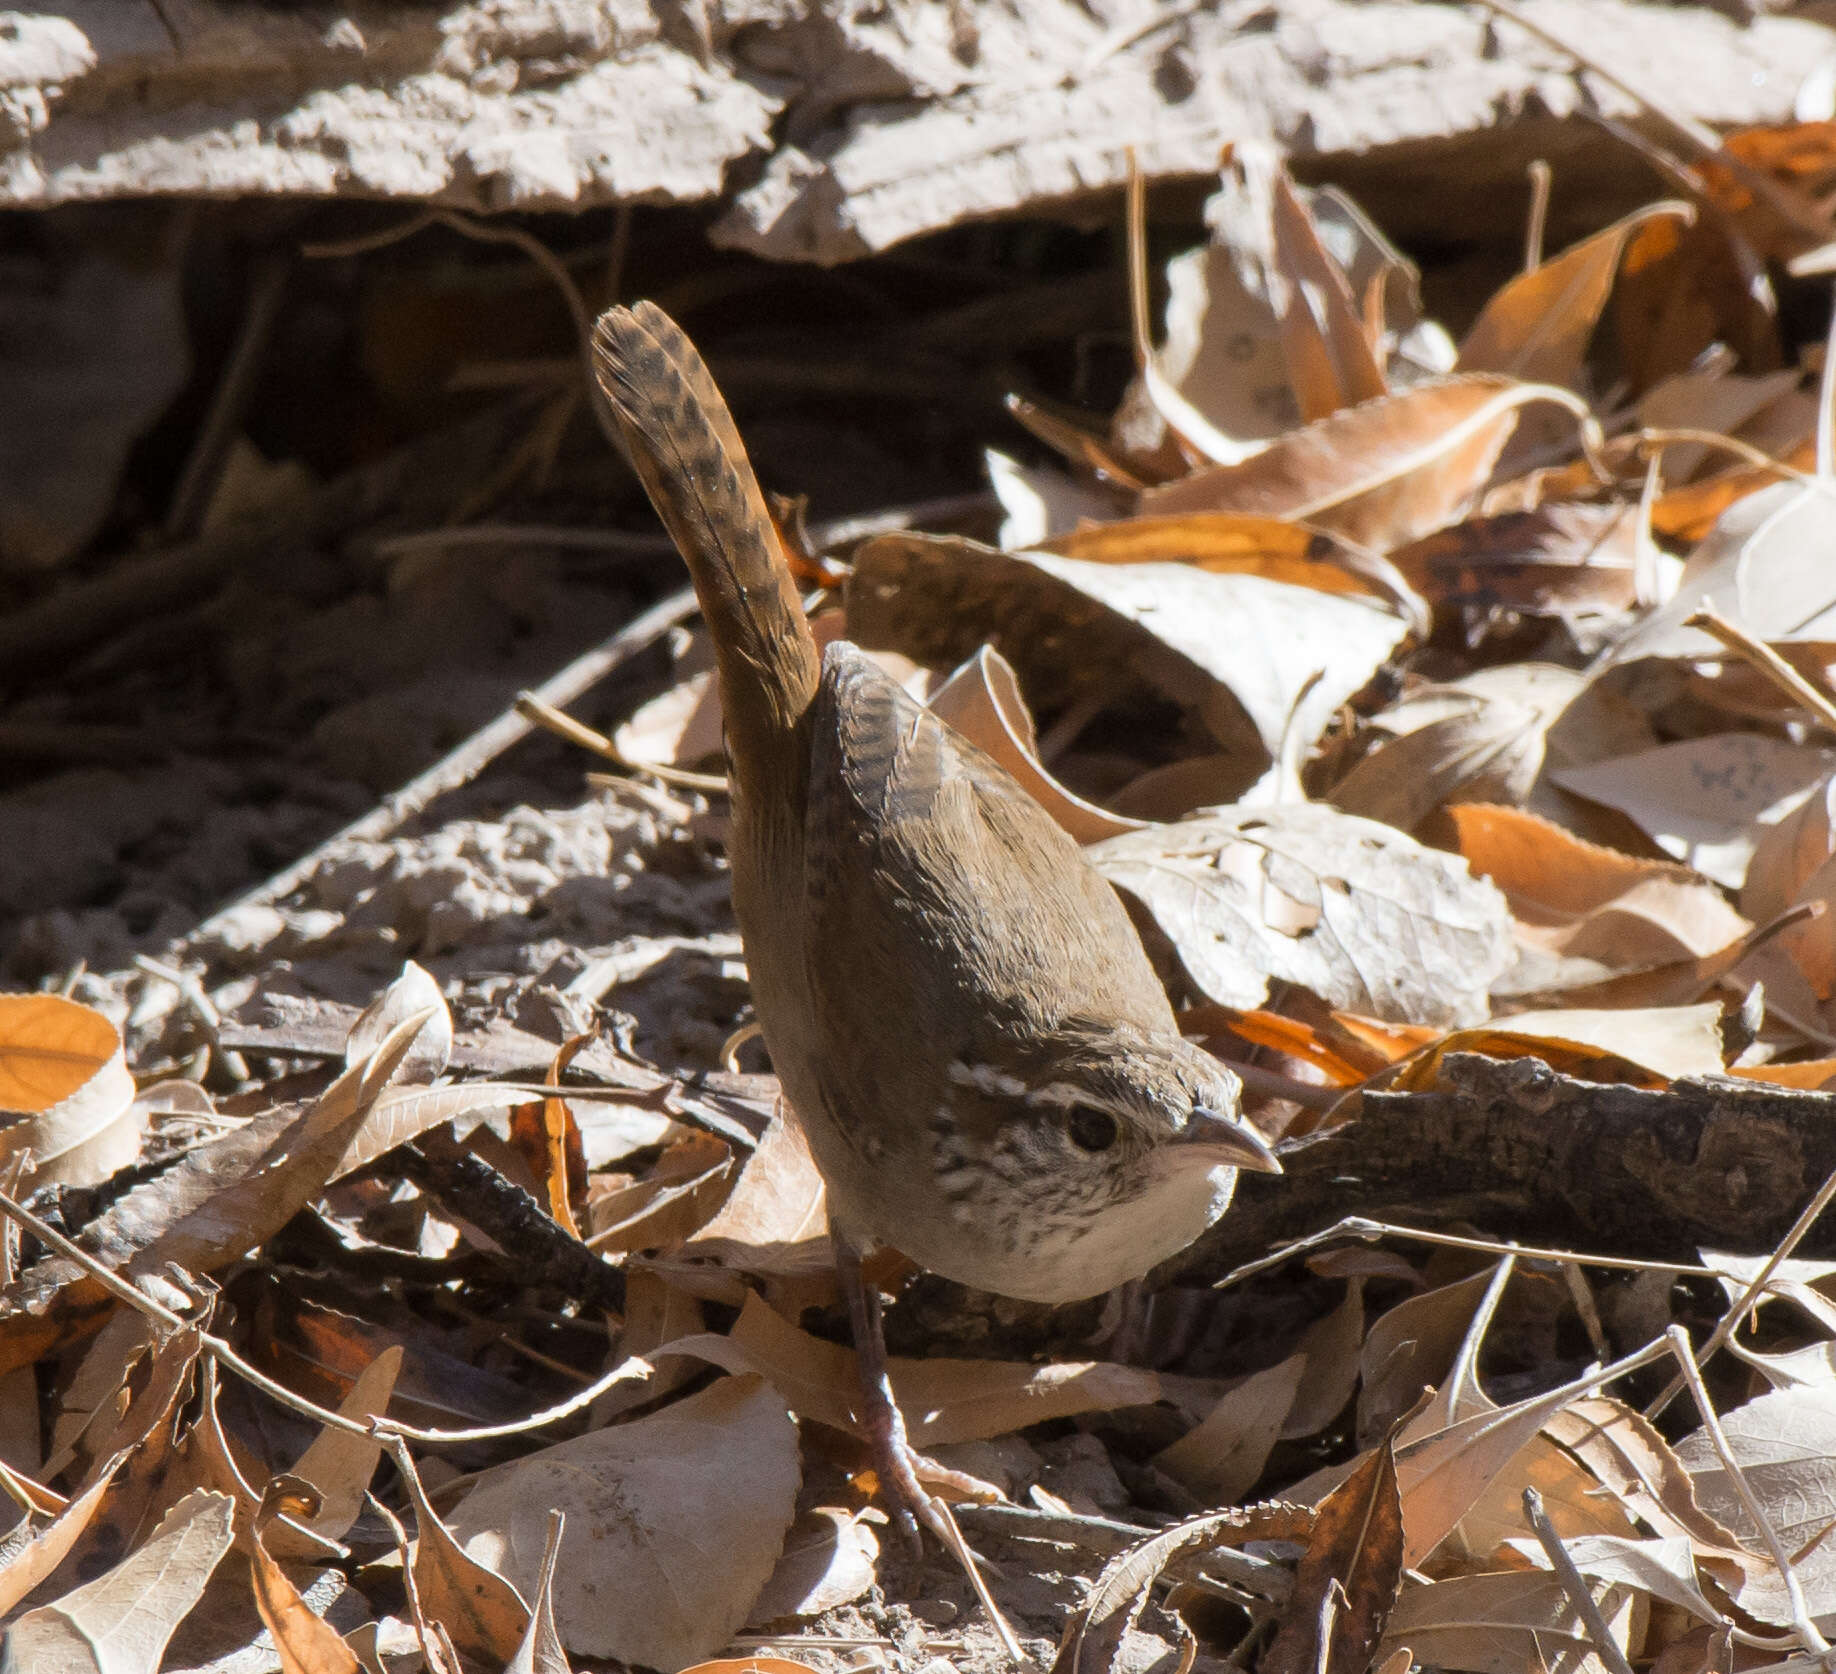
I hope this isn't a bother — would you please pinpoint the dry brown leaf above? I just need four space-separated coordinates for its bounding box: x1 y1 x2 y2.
747 1506 880 1623
1036 511 1381 601
682 1107 830 1281
1674 1380 1836 1626
0 992 140 1190
925 645 1144 844
848 532 1406 771
1140 377 1589 550
1262 1432 1403 1674
344 961 451 1080
1376 1569 1639 1674
249 1479 364 1674
1390 1361 1636 1569
1331 665 1585 836
1457 203 1692 390
1090 803 1513 1027
397 1440 532 1667
1552 732 1835 889
1153 1354 1305 1503
1613 479 1836 670
1123 145 1439 463
584 1130 734 1255
274 1344 404 1559
1282 1277 1366 1439
1635 364 1803 482
1050 1500 1315 1674
504 1510 573 1674
1270 168 1389 421
447 1375 800 1667
665 1291 1159 1448
1387 502 1640 622
1506 1532 1729 1627
0 1008 439 1372
1451 803 1750 973
0 1447 127 1617
1358 1268 1498 1448
2 1487 235 1674
1743 773 1836 923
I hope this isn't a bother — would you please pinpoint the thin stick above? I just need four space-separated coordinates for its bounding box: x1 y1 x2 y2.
1216 1214 1719 1290
1646 1162 1836 1422
1524 160 1552 274
0 1184 661 1447
177 587 697 951
1523 1487 1636 1674
1473 0 1833 247
166 256 290 539
1664 1326 1832 1660
514 691 728 794
1682 606 1836 735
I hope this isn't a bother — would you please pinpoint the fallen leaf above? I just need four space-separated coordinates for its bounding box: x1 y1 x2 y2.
1050 1500 1315 1674
683 1107 830 1279
1376 1569 1638 1674
848 532 1406 770
1270 168 1388 420
664 1292 1159 1448
1387 502 1640 624
1611 479 1836 669
447 1375 800 1667
1330 666 1586 835
747 1506 880 1623
1090 803 1514 1027
504 1510 573 1674
2 1488 234 1674
0 1448 128 1617
925 645 1144 843
249 1478 363 1674
1359 1269 1499 1447
1674 1381 1836 1625
1457 203 1692 390
0 992 140 1190
1141 377 1590 551
1552 732 1835 888
1450 803 1751 972
397 1440 531 1666
1154 1354 1305 1503
277 1344 404 1557
1262 1432 1403 1674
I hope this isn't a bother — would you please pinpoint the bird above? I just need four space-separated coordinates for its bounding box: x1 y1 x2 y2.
591 301 1280 1536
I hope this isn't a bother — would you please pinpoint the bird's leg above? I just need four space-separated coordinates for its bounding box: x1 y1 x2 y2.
832 1232 998 1547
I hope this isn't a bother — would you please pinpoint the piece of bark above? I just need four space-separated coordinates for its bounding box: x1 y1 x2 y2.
1 2 1823 263
1192 1052 1836 1279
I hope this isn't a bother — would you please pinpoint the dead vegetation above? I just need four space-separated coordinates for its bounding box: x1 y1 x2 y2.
17 19 1836 1674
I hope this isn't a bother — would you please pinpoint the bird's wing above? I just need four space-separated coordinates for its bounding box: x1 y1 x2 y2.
802 642 1168 1049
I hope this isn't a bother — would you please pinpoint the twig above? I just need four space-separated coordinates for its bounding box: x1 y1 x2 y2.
165 255 290 539
1216 1214 1720 1290
1664 1325 1832 1661
1523 1486 1636 1674
1682 606 1836 735
176 586 697 953
1646 1162 1836 1422
515 691 728 794
1524 159 1552 274
0 1183 668 1447
1473 0 1833 247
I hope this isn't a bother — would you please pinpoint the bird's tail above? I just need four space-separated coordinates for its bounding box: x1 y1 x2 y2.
591 302 820 797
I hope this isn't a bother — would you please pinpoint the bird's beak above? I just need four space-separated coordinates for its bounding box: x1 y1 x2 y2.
1187 1103 1282 1174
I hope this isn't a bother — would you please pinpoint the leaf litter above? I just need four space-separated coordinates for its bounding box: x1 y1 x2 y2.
25 101 1836 1674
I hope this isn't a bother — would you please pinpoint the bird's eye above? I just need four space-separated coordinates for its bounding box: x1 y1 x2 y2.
1065 1106 1118 1153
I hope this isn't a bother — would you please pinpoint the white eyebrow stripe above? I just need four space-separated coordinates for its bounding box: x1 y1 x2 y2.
947 1060 1028 1099
1023 1082 1102 1110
